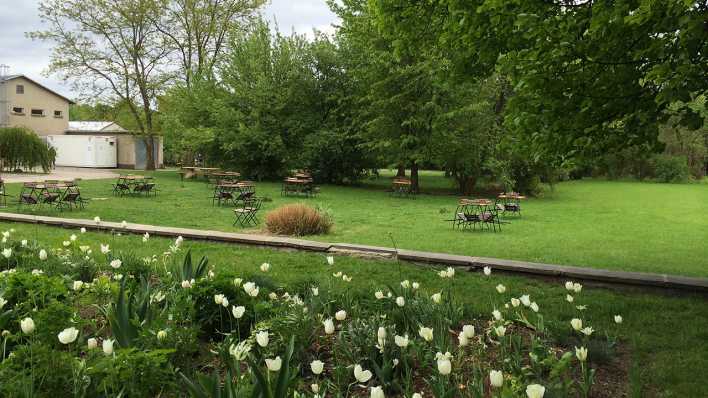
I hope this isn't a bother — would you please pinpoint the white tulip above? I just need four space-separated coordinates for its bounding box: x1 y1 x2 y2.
526 384 545 398
614 315 623 324
0 297 7 309
326 255 334 265
580 327 594 336
100 244 110 254
462 325 475 338
483 266 492 276
221 297 229 307
233 278 243 287
520 295 531 307
572 283 582 293
31 269 44 276
121 220 128 228
58 327 79 344
21 239 28 247
575 346 588 361
435 352 452 375
265 356 282 372
511 298 520 307
375 291 385 300
2 248 11 258
496 284 506 293
566 294 574 303
400 280 410 289
110 259 122 269
446 267 455 278
310 359 324 375
323 318 335 334
431 292 442 304
458 333 469 346
87 337 98 350
342 275 352 282
73 280 84 291
333 271 342 278
418 326 433 342
20 317 35 334
335 310 346 321
142 232 150 242
214 294 225 305
38 249 47 260
260 262 270 272
268 292 278 300
530 302 539 312
354 364 372 383
311 287 319 296
93 216 101 224
157 330 167 341
494 325 506 337
492 309 503 320
395 296 405 307
232 306 246 319
394 334 409 348
243 282 256 294
570 318 583 331
181 279 193 289
565 281 574 290
412 393 423 398
70 234 77 242
311 384 320 394
370 386 385 398
490 370 503 388
255 330 269 347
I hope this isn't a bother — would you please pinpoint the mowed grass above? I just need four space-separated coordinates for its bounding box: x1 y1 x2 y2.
1 220 707 397
2 170 707 277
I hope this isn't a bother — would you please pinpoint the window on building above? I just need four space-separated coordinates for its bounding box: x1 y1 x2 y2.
54 110 63 118
16 85 24 94
11 107 24 114
30 109 45 117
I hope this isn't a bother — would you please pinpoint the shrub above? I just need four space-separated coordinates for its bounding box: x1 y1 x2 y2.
650 154 690 183
0 127 56 172
265 204 333 236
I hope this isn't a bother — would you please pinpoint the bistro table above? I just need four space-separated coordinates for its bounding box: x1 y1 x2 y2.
391 178 415 198
496 192 526 216
282 177 316 197
212 181 256 206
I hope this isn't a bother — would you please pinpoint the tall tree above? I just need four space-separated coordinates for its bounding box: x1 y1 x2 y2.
30 0 172 170
156 0 265 87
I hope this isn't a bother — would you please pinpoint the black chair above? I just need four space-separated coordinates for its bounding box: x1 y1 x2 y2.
233 197 262 226
59 186 87 210
112 177 131 196
212 185 234 206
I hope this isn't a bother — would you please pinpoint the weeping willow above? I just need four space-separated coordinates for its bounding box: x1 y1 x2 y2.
0 127 56 172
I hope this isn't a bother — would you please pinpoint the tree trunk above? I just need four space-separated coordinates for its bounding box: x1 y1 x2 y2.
410 162 419 193
145 136 156 171
396 164 406 177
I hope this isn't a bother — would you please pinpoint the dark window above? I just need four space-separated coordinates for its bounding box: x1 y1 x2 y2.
16 85 24 94
54 110 63 118
11 107 24 114
30 109 44 117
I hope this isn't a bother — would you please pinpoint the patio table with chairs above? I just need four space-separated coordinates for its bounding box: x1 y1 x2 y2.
112 175 158 197
451 198 503 232
281 172 318 197
496 192 526 217
212 181 256 206
17 180 87 211
390 177 415 198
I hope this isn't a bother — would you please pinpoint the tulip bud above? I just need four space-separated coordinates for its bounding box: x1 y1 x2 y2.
157 330 167 341
20 318 35 334
103 339 114 355
87 338 98 349
490 370 503 388
310 360 324 375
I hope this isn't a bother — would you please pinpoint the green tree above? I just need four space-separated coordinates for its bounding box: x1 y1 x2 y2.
31 0 173 170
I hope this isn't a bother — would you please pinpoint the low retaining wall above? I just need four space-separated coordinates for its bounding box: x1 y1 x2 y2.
1 212 707 293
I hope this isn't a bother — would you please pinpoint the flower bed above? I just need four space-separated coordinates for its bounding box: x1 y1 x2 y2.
0 227 625 397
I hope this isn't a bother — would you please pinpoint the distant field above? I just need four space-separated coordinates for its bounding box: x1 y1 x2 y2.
2 169 707 277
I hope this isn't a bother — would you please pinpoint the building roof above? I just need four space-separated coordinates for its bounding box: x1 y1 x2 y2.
67 121 128 133
0 74 75 104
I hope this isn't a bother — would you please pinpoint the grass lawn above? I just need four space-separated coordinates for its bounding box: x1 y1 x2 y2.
1 220 707 397
2 170 707 277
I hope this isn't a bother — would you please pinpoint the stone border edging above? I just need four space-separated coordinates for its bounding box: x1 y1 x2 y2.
2 212 707 293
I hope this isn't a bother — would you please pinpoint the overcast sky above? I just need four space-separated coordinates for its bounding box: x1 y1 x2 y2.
0 0 339 99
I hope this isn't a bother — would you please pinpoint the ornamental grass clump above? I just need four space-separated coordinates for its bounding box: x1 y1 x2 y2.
265 204 332 236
